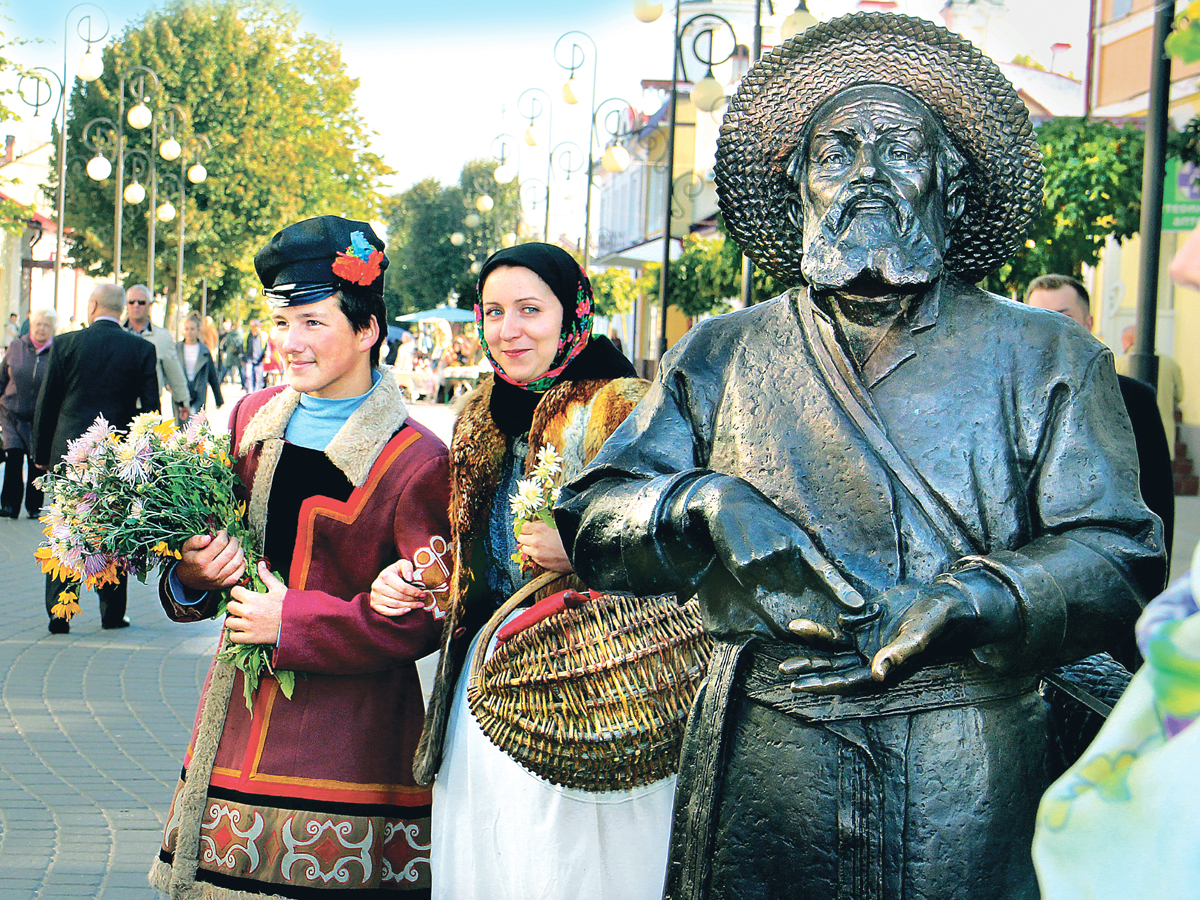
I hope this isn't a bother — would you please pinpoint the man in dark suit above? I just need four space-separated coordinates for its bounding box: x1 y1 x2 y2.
33 283 160 633
1025 275 1175 556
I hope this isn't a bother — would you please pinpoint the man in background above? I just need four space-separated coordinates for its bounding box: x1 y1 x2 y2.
33 283 159 633
1026 274 1175 561
1116 323 1184 456
242 318 266 391
122 284 190 423
218 318 244 386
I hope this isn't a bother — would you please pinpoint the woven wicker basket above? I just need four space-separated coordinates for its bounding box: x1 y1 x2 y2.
467 571 712 792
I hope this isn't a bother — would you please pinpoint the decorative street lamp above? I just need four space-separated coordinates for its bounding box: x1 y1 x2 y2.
553 29 638 268
82 64 163 279
638 6 739 359
491 134 518 185
151 131 210 318
779 0 818 42
586 97 636 265
636 0 819 321
518 87 555 241
15 4 108 311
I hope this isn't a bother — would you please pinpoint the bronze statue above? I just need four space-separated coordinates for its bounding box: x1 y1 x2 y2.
557 13 1166 900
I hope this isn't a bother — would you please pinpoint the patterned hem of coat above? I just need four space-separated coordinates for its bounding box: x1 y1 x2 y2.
151 786 432 899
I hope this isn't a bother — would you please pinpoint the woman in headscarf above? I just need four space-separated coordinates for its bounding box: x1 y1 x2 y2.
370 242 675 900
0 308 55 518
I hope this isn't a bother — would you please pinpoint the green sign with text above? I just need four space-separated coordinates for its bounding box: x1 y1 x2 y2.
1164 156 1200 232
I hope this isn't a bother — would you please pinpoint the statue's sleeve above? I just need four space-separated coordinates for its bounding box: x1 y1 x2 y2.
556 349 715 598
955 349 1167 671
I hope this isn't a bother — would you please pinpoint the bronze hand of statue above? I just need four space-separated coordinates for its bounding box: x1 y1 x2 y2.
784 579 1017 695
676 473 864 610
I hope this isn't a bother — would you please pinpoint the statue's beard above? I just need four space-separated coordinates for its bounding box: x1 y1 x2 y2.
800 190 946 292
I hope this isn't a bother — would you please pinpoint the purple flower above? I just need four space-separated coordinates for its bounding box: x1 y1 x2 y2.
82 552 112 578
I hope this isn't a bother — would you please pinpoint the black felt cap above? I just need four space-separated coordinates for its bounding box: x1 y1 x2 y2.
254 215 388 306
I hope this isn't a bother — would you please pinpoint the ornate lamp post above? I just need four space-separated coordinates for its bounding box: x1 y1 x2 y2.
80 64 163 280
553 29 637 269
641 8 739 359
491 134 518 185
518 87 554 241
15 4 108 309
554 31 598 265
154 128 210 318
585 97 636 268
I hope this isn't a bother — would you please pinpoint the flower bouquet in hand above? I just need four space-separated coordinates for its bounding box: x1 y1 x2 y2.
509 445 563 574
34 413 295 707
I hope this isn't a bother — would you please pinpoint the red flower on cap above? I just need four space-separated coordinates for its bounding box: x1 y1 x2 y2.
332 230 384 286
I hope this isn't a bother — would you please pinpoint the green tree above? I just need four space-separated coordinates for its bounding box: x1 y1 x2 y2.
590 266 637 317
1166 1 1200 63
637 228 789 322
57 0 389 318
383 158 522 318
999 118 1144 295
0 20 32 233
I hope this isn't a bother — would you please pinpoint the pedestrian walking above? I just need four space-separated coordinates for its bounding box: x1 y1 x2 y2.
33 283 159 633
218 319 244 386
0 308 56 519
175 314 224 415
242 319 267 391
123 284 191 423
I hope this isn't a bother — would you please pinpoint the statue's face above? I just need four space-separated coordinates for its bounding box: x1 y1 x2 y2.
792 85 963 294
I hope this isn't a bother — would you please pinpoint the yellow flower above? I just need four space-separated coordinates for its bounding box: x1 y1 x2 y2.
153 419 177 441
34 545 83 582
50 591 83 620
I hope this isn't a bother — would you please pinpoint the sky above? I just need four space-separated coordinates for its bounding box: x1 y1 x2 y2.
4 0 1091 228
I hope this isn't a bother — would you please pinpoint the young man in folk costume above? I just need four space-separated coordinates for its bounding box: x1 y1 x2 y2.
150 216 451 900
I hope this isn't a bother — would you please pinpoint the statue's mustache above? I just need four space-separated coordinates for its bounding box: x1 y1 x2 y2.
823 187 912 237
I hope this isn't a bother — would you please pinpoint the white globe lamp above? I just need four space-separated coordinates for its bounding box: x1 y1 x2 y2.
86 155 111 181
126 102 152 130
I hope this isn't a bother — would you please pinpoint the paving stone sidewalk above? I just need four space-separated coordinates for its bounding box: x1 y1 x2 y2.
0 511 220 900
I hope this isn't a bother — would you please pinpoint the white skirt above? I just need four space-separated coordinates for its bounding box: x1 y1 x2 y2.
430 613 677 900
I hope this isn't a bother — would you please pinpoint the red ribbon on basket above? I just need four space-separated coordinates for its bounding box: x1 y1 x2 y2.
496 589 593 644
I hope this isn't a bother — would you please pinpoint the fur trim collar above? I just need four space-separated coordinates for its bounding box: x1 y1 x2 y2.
449 373 647 551
237 370 408 489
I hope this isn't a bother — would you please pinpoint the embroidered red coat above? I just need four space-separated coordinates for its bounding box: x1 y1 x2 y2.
151 374 451 900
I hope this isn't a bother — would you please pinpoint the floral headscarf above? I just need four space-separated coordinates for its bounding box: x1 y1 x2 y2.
475 243 594 393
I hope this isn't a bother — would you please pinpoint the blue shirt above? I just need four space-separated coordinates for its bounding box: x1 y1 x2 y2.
284 369 383 451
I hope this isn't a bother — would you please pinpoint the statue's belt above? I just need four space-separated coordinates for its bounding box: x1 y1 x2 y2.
741 640 1038 722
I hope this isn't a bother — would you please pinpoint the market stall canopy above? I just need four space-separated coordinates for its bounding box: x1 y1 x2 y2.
395 308 476 323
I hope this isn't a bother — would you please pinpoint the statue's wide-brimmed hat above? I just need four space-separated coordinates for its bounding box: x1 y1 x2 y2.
715 12 1043 285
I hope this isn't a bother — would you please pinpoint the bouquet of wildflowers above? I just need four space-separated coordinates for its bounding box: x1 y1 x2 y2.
509 445 564 573
35 412 294 707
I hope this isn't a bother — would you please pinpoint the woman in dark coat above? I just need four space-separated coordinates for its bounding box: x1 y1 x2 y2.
175 314 224 415
0 308 55 518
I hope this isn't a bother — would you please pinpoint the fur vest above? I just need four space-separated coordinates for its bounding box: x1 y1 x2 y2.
412 373 649 784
